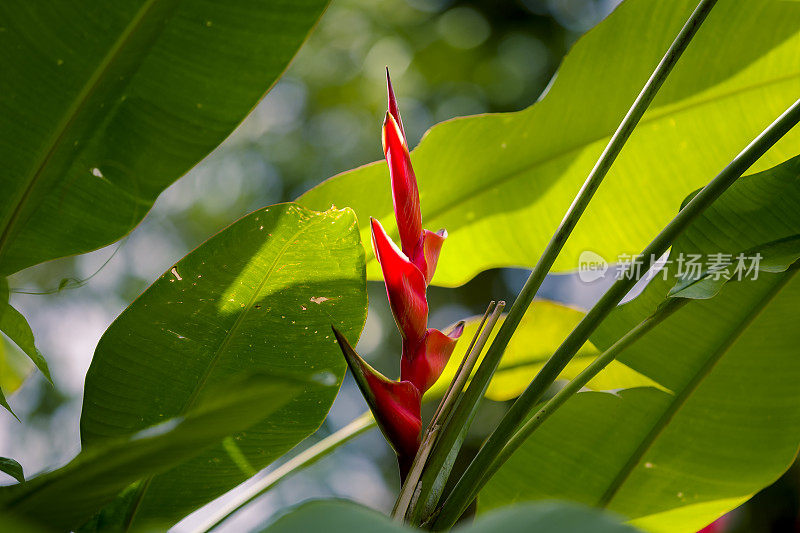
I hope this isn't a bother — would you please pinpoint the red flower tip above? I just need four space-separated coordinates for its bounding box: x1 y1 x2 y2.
370 217 428 344
332 326 421 460
382 111 407 154
401 321 465 394
382 111 422 259
386 68 405 140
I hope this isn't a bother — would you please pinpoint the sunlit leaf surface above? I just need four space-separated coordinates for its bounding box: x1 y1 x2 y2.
428 300 662 401
79 203 367 529
301 0 800 287
480 158 800 533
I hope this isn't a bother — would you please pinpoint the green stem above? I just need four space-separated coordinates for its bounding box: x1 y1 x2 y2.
393 301 505 521
409 0 719 524
503 299 685 466
431 299 686 528
197 412 375 533
429 302 498 430
432 97 800 530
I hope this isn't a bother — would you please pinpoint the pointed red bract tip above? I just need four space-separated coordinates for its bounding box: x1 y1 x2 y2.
386 68 405 140
382 111 407 155
370 218 428 344
401 321 465 394
382 113 423 258
332 327 422 459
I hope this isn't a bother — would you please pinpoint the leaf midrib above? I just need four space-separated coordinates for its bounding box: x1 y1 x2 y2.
597 270 797 509
0 0 164 263
123 213 327 531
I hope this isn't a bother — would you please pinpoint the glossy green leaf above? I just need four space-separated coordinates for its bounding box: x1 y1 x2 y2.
480 158 800 532
79 203 367 530
0 458 23 484
1 373 307 531
428 300 662 401
0 279 50 416
0 0 329 275
300 0 800 287
258 500 642 533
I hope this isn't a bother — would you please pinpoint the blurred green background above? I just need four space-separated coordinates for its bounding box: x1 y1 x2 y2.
1 0 796 531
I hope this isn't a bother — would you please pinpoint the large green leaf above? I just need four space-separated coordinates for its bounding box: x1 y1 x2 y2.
258 500 642 533
0 0 329 275
79 203 367 530
1 373 307 531
299 0 800 287
480 159 800 532
429 300 662 401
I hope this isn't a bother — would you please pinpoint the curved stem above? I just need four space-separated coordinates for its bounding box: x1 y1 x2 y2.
432 97 800 530
409 0 719 524
431 300 685 528
196 412 375 533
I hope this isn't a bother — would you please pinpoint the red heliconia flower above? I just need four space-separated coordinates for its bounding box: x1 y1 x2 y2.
333 71 464 480
379 71 463 394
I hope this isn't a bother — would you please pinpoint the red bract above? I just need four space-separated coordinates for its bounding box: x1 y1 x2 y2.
413 228 446 285
382 110 422 260
401 323 465 395
334 71 464 480
371 217 427 345
331 328 421 465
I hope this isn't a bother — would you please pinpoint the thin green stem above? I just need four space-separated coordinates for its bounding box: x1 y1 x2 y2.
409 0 719 525
598 271 794 507
432 97 800 530
393 425 440 522
428 302 506 438
430 302 497 428
197 412 375 533
435 298 686 526
393 301 505 521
